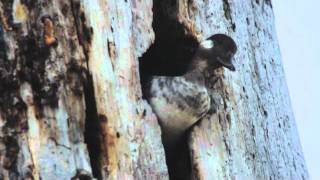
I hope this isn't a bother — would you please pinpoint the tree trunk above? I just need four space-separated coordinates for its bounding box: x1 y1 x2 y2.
0 0 166 179
0 0 308 180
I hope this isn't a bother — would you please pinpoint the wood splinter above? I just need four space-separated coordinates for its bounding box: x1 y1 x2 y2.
41 16 57 46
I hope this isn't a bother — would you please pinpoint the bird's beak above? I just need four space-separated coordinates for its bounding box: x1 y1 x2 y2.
223 63 236 71
217 57 236 71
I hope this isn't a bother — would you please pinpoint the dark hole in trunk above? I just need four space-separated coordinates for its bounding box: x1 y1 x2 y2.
139 0 198 78
139 0 196 179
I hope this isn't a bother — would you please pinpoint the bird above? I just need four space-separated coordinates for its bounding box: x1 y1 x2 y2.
141 34 237 180
142 34 237 145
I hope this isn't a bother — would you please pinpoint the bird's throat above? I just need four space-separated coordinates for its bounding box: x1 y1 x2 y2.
188 56 208 73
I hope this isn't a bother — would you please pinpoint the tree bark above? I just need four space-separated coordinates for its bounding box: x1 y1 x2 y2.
0 0 167 179
0 0 308 180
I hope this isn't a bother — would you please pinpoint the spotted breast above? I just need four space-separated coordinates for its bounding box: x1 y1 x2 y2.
147 71 210 145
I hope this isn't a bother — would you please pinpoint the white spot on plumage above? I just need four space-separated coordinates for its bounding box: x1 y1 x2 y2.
200 39 214 49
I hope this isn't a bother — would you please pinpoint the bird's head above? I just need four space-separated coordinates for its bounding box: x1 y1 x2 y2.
198 34 237 71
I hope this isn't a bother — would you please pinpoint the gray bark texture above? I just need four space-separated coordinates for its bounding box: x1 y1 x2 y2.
0 0 308 180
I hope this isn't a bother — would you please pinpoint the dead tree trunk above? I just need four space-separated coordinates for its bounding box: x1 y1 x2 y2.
0 0 166 179
0 0 308 180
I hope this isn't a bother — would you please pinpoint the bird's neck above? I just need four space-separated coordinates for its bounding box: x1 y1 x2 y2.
187 55 208 73
182 56 207 85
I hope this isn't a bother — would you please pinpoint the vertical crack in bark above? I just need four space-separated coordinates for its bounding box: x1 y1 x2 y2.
222 0 236 32
222 0 232 21
70 1 101 179
83 72 102 180
70 0 93 68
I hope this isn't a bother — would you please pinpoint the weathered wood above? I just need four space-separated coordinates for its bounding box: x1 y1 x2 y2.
0 0 167 179
79 0 168 179
174 0 309 179
0 0 93 179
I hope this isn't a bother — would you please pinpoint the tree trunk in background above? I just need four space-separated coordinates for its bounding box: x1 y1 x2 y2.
0 0 167 179
0 0 308 180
